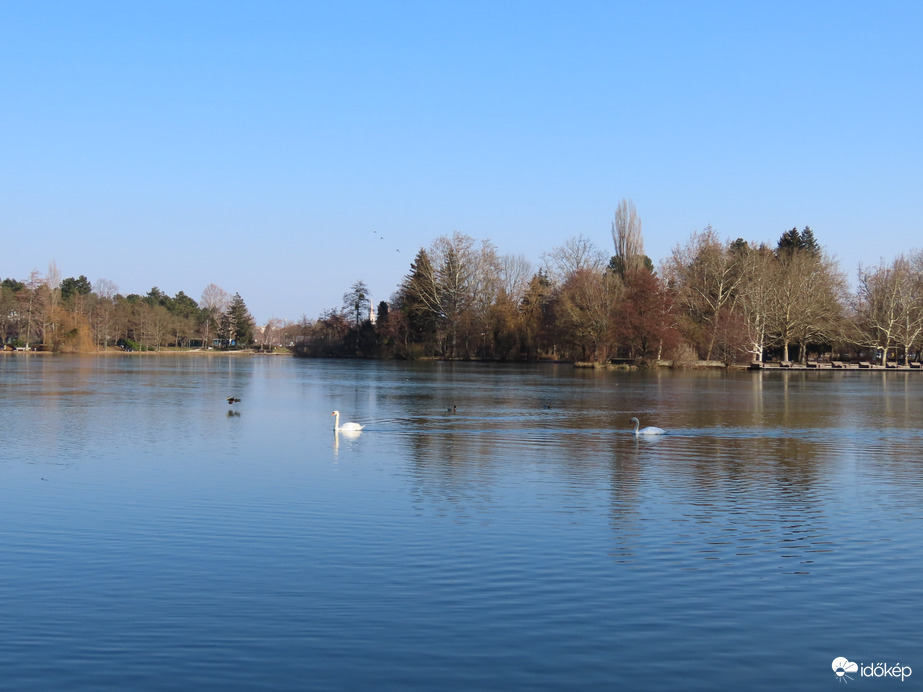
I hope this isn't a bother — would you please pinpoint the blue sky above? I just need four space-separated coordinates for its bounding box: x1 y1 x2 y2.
3 1 921 322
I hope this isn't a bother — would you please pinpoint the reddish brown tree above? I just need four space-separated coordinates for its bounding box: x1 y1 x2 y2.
612 269 677 361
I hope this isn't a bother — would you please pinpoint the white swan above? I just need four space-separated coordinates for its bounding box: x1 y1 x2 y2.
332 410 364 432
630 417 665 436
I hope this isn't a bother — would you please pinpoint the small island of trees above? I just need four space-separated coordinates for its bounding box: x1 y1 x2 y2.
294 200 923 367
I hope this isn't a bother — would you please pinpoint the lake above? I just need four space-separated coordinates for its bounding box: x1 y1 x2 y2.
1 355 921 690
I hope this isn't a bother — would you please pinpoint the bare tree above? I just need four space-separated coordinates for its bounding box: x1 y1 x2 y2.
611 198 645 277
23 269 44 349
542 234 607 287
288 315 315 354
398 231 501 358
855 254 923 364
555 268 621 362
499 253 532 305
261 317 285 349
432 232 477 356
41 261 63 348
900 251 923 362
88 278 119 349
733 243 777 363
46 260 62 291
146 304 171 350
343 280 371 331
769 247 846 363
664 227 744 360
200 283 230 348
466 239 503 358
612 268 675 361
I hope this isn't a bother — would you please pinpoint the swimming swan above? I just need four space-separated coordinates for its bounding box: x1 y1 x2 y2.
332 410 365 432
630 417 665 436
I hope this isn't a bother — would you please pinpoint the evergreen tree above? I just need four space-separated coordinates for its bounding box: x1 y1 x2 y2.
217 311 231 345
729 238 750 255
2 277 26 292
800 226 820 255
519 269 553 358
61 276 92 301
170 291 199 319
224 293 255 347
145 286 171 308
376 300 389 324
777 226 820 258
399 249 441 352
776 227 803 256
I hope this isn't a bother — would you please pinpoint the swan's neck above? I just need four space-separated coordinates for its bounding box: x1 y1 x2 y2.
333 412 339 431
632 420 640 434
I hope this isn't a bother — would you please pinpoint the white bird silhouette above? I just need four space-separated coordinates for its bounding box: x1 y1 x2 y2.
332 410 365 432
630 417 665 436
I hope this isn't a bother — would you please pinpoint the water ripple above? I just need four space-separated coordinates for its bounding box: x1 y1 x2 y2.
3 358 923 691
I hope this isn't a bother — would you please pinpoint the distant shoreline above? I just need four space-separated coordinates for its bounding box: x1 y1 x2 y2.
4 350 919 372
1 348 289 356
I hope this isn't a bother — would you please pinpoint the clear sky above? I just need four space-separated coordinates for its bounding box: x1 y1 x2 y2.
3 1 921 323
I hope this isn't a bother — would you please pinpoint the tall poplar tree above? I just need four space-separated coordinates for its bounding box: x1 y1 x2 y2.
611 198 648 277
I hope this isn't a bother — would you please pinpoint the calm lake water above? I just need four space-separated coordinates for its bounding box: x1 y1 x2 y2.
2 355 922 691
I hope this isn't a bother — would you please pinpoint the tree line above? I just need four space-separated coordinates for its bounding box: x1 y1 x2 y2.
7 200 920 364
293 200 923 366
0 265 266 352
